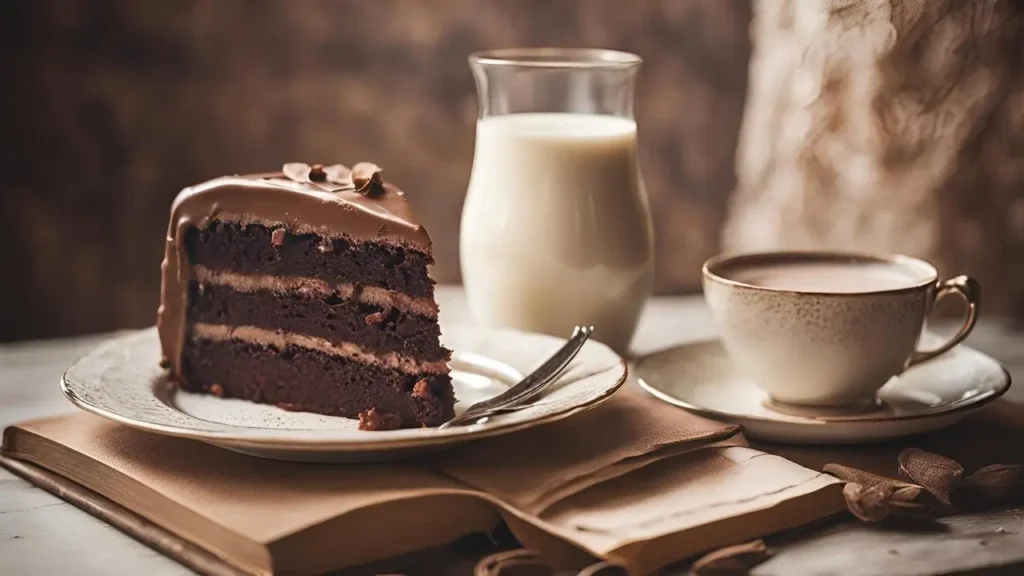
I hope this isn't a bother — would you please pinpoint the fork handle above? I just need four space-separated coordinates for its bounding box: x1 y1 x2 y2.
459 326 590 417
441 327 591 429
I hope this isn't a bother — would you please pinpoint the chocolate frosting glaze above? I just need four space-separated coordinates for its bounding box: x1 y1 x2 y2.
157 164 433 378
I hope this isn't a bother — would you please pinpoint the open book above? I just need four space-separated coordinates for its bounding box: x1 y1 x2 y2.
2 387 843 575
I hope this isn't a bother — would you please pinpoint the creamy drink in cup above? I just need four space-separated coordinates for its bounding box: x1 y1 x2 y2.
702 251 980 407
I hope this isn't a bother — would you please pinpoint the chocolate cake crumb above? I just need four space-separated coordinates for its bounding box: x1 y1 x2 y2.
364 311 386 325
412 378 432 400
209 383 225 397
271 228 286 246
358 408 402 431
276 402 304 412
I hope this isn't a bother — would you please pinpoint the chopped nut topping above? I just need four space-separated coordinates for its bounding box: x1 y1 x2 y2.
352 162 384 196
281 162 360 192
364 311 386 325
323 164 354 187
282 162 311 183
209 383 224 397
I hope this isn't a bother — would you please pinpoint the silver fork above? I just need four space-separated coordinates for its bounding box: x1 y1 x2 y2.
439 325 593 429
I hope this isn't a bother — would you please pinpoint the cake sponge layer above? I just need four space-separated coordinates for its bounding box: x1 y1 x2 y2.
187 283 449 361
184 222 435 297
181 338 456 428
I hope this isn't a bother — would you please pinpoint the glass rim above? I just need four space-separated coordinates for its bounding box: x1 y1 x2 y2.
469 47 642 69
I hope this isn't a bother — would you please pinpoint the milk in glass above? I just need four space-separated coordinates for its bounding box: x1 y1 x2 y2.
460 112 653 354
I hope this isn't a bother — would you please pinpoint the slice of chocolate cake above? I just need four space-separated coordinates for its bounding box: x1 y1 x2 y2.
157 162 455 429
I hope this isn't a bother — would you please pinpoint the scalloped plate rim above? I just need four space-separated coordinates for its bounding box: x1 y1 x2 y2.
60 325 628 453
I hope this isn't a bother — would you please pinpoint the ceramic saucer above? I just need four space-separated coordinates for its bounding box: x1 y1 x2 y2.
635 339 1010 445
61 325 626 463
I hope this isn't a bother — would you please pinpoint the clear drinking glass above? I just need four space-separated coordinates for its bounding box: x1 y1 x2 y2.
460 48 654 355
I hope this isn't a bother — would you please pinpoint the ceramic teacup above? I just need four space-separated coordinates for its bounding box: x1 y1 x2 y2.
702 251 980 408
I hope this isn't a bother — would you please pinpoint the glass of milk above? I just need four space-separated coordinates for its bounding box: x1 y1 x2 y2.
461 48 653 355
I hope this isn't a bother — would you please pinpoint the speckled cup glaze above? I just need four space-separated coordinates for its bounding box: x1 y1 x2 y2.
702 252 980 407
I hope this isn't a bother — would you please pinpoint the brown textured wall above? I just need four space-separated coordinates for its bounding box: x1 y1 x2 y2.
0 0 752 342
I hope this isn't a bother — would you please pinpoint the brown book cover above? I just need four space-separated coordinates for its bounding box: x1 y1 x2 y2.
1 387 844 575
0 455 249 576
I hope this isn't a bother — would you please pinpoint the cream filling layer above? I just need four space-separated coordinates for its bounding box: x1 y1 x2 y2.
192 265 438 318
191 323 449 375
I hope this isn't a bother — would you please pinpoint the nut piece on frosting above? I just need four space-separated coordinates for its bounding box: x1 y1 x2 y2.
280 162 384 194
280 161 351 185
324 164 353 186
351 162 384 196
308 164 329 182
282 162 313 183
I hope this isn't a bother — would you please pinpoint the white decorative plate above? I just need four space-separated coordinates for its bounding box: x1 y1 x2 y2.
62 326 626 462
635 338 1010 445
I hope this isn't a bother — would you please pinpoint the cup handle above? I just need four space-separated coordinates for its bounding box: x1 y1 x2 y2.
907 275 981 368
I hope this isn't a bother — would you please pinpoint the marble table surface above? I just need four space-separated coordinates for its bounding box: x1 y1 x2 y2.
2 286 1023 575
